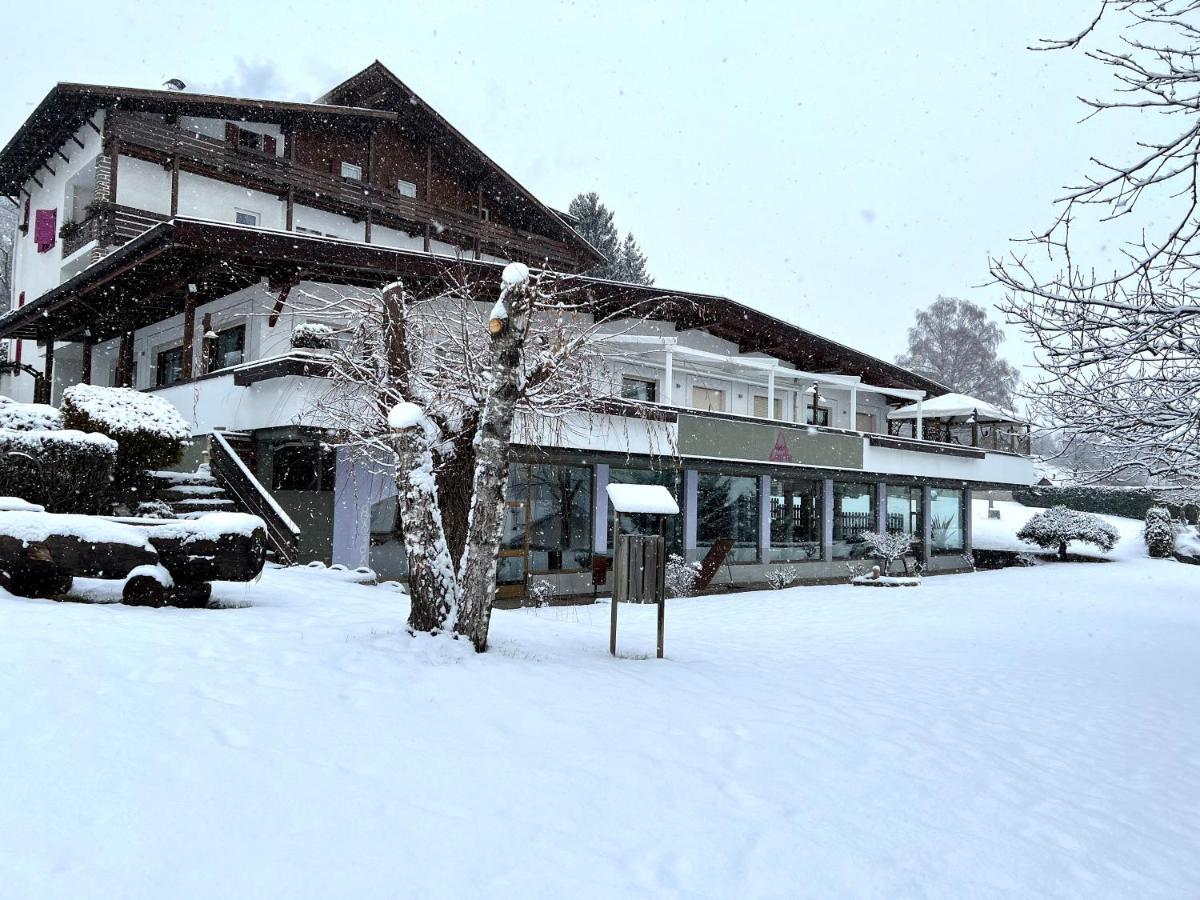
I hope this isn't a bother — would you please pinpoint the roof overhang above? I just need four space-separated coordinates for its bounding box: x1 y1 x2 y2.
0 217 945 396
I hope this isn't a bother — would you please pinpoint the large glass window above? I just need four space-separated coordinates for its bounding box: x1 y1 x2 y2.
753 395 784 419
527 463 592 573
272 443 336 492
692 386 726 413
609 466 682 554
886 485 923 537
769 476 822 561
832 481 875 559
368 495 409 581
696 472 759 563
620 376 657 403
929 487 966 553
213 325 246 370
156 346 184 387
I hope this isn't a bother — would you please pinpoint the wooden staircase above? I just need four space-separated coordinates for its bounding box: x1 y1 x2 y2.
205 430 301 565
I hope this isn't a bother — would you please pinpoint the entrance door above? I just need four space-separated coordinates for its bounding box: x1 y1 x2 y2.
496 499 529 600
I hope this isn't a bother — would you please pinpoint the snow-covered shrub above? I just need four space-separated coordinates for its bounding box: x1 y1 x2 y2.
1144 506 1176 558
291 322 335 350
527 578 555 608
0 396 62 431
0 428 116 514
665 553 702 598
859 530 918 575
134 499 176 519
1016 506 1120 560
764 566 802 590
61 385 190 506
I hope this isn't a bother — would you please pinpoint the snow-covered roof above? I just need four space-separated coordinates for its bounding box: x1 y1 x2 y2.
606 483 680 515
888 392 1025 424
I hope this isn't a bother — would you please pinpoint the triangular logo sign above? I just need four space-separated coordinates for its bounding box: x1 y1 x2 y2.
768 429 794 463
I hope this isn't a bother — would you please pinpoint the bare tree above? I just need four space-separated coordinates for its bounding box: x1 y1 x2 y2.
292 263 681 649
991 1 1200 488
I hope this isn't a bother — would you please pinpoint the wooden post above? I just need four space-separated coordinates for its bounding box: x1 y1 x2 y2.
367 128 377 185
424 146 433 253
109 139 120 203
364 210 372 244
81 339 93 385
181 289 197 381
811 382 820 425
971 410 980 448
610 512 621 656
285 188 294 231
41 339 54 403
170 156 180 216
116 332 134 387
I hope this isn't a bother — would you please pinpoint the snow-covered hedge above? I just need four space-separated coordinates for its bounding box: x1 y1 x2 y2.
61 385 190 503
1014 485 1173 520
1016 506 1120 560
1144 507 1176 559
291 322 336 350
0 396 62 431
0 428 117 514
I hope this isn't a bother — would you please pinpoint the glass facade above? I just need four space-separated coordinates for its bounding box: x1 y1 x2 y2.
696 472 760 563
886 485 922 537
832 481 875 559
526 463 593 573
769 476 822 561
368 496 408 581
930 487 966 553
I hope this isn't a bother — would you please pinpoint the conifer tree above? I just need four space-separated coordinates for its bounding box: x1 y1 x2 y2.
566 193 653 285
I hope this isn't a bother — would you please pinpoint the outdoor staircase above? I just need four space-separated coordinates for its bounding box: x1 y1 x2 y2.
151 466 238 519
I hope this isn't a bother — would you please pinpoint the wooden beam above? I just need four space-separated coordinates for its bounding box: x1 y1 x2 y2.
285 188 294 231
181 289 197 381
81 339 93 385
30 173 43 189
170 156 180 216
367 128 377 185
364 210 372 244
86 118 101 134
115 332 134 387
56 149 69 164
70 134 85 150
41 339 55 403
43 161 56 177
109 140 120 203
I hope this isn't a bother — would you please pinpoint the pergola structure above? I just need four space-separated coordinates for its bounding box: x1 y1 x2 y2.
0 217 946 404
888 392 1031 455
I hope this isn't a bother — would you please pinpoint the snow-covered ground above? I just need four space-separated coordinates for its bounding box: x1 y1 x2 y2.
972 497 1145 560
2 510 1199 898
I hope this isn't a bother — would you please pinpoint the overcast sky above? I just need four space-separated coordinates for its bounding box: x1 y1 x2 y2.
1 0 1130 376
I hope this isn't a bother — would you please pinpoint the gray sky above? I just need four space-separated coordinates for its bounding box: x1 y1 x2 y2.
0 0 1127 376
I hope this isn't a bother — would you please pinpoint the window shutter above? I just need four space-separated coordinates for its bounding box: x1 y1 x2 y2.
21 197 30 230
263 134 277 155
225 122 239 145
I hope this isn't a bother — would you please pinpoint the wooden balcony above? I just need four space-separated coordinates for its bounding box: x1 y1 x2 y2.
60 203 168 257
107 112 584 269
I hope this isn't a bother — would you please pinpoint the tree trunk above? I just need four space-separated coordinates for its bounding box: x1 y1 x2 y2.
1058 541 1068 561
380 282 459 633
435 422 477 570
455 271 534 651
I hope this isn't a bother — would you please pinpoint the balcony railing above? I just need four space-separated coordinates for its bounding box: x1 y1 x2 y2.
60 203 168 257
106 112 582 269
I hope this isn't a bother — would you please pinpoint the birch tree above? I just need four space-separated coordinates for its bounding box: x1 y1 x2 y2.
991 1 1200 489
295 263 684 649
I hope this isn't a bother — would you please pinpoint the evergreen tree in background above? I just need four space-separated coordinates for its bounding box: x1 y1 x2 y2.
895 296 1020 409
566 192 653 285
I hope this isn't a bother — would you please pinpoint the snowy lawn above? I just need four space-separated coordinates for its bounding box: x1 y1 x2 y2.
2 518 1199 898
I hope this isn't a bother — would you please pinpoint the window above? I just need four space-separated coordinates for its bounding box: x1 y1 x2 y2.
753 395 784 419
610 466 683 554
886 485 923 539
234 209 259 227
155 346 184 387
832 481 875 559
769 477 822 561
697 472 760 563
525 463 593 572
805 404 831 427
397 179 417 198
271 443 336 492
237 128 263 151
368 496 409 581
621 376 657 403
929 487 966 553
474 206 490 222
692 386 726 413
340 162 363 181
856 411 877 433
213 325 246 370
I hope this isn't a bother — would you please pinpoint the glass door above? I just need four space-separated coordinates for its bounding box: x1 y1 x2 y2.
496 499 530 599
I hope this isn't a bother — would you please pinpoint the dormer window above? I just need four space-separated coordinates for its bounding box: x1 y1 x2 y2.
340 162 363 181
238 129 263 151
397 179 417 198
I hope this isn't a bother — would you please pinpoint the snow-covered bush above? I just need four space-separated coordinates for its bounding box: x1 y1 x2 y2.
0 396 62 431
665 553 702 598
61 385 190 506
291 322 336 350
1143 507 1176 558
527 578 555 608
134 499 176 519
0 428 116 514
1016 506 1120 560
764 566 802 590
859 530 918 575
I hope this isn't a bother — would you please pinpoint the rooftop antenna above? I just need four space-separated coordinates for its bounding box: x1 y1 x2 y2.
163 78 187 92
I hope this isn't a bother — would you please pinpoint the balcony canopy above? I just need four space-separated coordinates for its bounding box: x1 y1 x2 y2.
888 392 1024 424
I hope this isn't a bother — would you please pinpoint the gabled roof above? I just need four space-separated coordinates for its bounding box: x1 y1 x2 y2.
316 61 602 265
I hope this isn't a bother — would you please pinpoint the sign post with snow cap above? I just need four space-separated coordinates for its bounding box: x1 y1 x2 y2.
606 483 679 659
